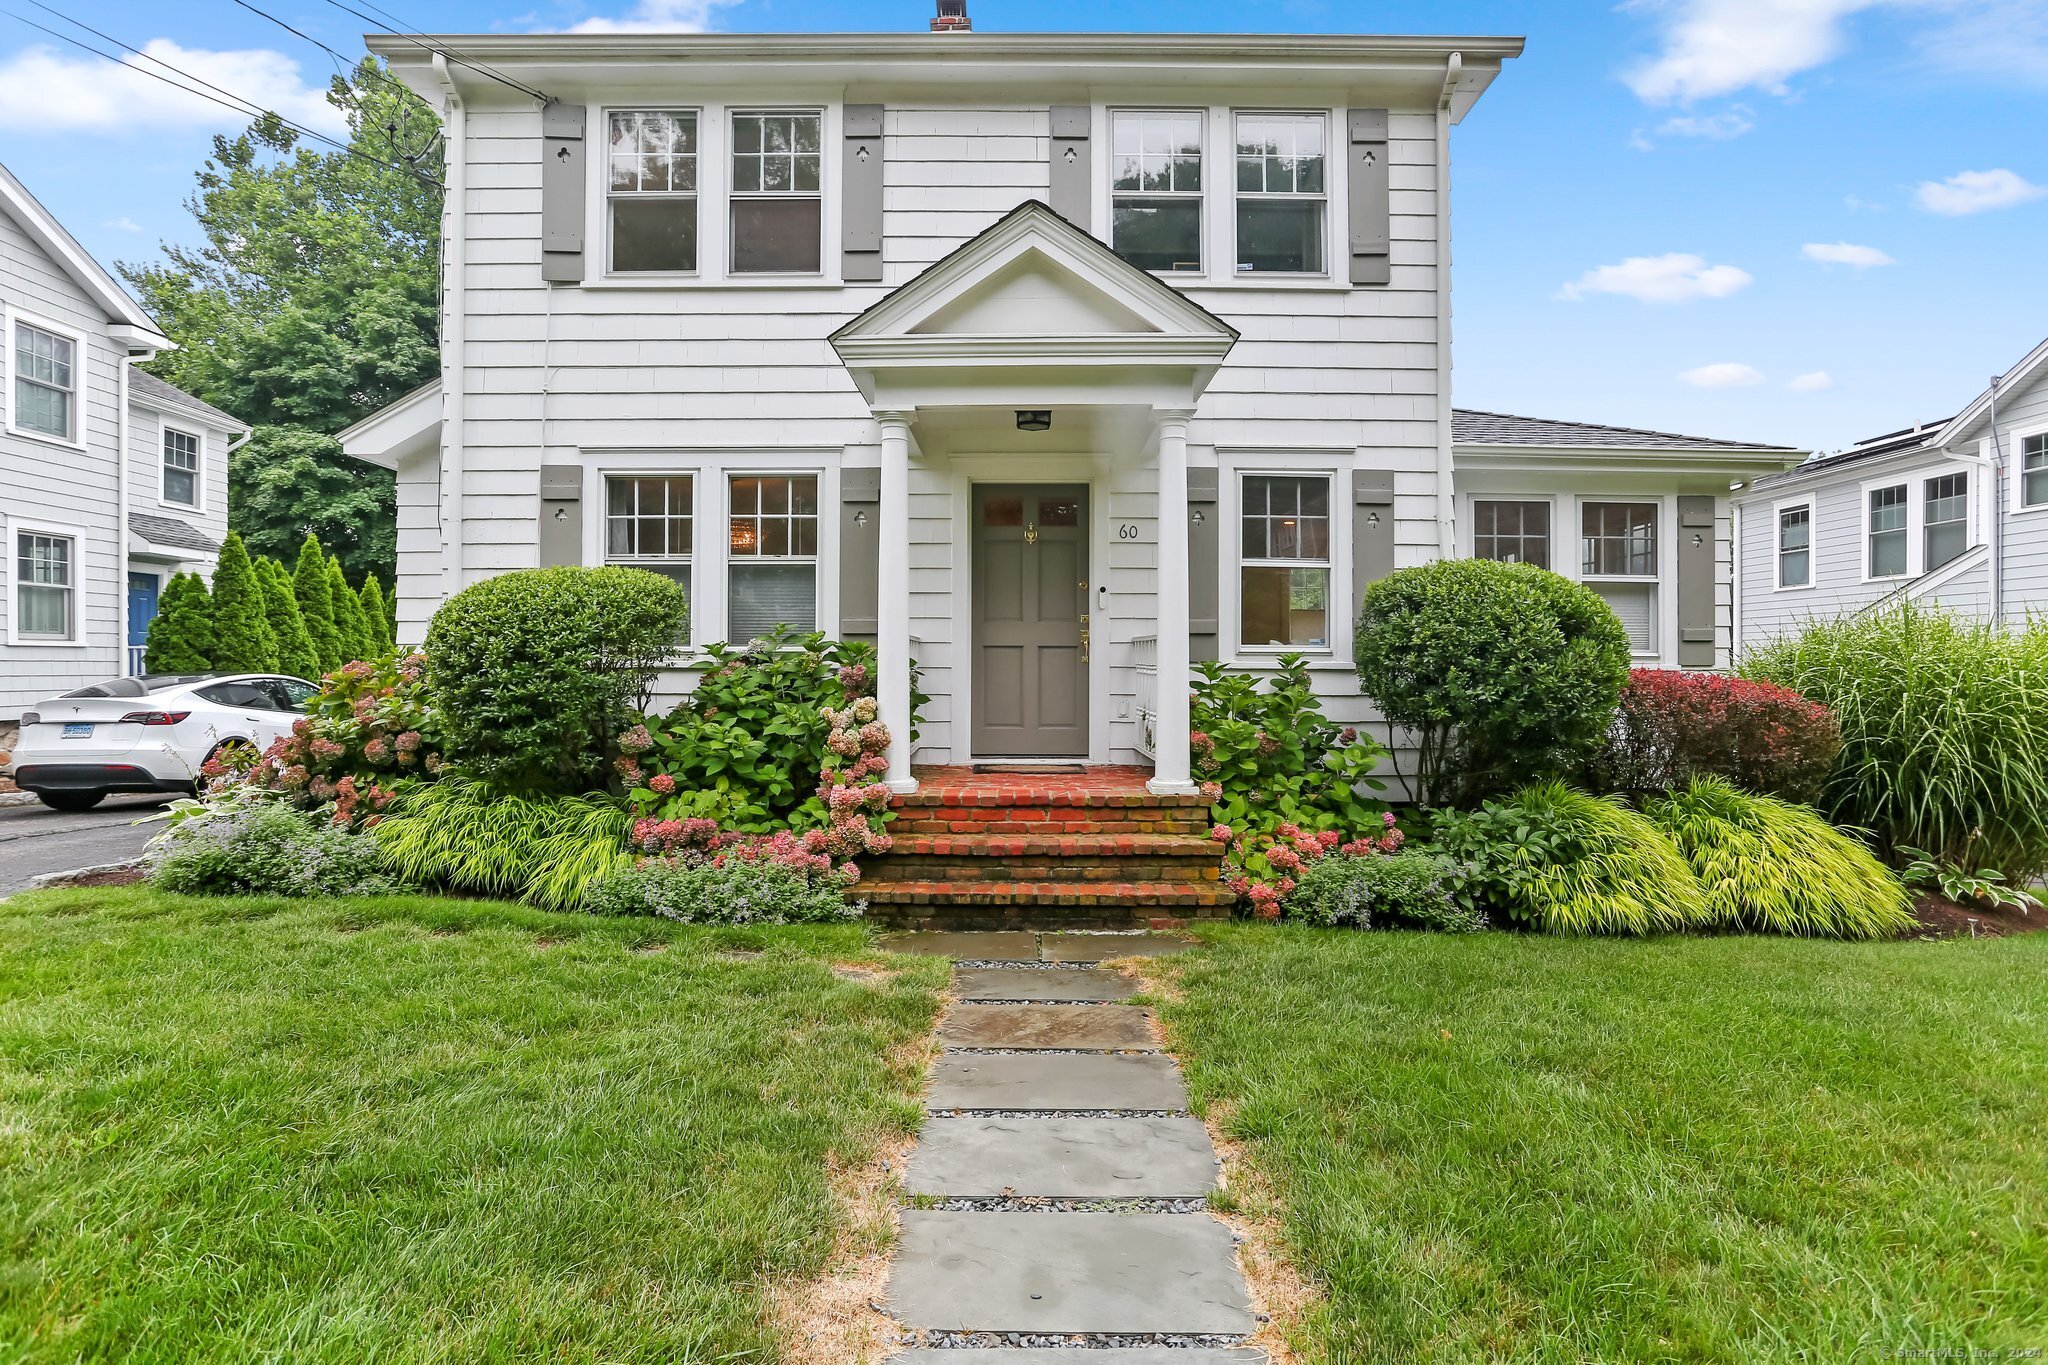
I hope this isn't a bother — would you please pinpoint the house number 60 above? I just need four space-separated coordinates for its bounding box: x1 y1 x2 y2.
1117 523 1141 539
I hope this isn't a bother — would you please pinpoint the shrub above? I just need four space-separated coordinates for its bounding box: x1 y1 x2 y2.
372 779 633 911
583 853 860 924
144 571 215 674
358 576 395 657
1427 780 1711 935
245 652 442 824
256 556 321 680
292 534 342 672
1288 848 1486 932
207 533 277 673
1355 560 1632 805
1215 814 1404 918
1742 602 2048 880
1642 777 1913 939
328 556 373 665
1594 668 1842 803
426 566 689 795
149 797 407 897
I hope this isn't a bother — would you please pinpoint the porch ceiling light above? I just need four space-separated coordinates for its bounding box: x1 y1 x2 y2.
1015 409 1052 432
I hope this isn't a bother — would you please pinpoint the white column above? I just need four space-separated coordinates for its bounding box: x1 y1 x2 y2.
877 410 919 794
1149 407 1197 795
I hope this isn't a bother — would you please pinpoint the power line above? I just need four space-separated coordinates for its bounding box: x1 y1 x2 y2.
222 0 445 168
311 0 552 104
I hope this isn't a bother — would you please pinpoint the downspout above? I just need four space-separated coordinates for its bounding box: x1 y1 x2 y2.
433 54 467 598
1984 376 2006 623
1729 495 1743 663
1433 53 1462 558
117 356 131 674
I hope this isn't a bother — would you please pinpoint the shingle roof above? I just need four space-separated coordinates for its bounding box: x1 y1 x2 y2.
1747 417 1950 490
129 513 221 555
1452 408 1800 452
128 369 244 431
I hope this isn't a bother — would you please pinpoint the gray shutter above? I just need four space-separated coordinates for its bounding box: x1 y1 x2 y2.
1352 469 1396 614
539 464 583 566
1676 495 1717 667
1049 105 1091 228
839 467 880 642
1188 468 1219 663
541 102 587 283
1346 109 1390 286
842 104 884 282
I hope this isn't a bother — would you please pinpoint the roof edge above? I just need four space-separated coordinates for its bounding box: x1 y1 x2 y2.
368 32 1527 63
0 162 166 341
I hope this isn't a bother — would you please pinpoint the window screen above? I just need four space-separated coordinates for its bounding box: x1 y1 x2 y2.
605 475 693 607
163 428 200 506
1924 473 1968 571
1111 111 1203 272
13 323 75 440
1581 503 1657 577
1240 474 1331 648
1473 501 1551 568
15 532 73 638
2024 433 2048 509
731 111 822 273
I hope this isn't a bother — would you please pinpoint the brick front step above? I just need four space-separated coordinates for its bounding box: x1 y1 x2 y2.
891 815 1210 837
859 880 1234 931
868 856 1221 884
886 833 1220 859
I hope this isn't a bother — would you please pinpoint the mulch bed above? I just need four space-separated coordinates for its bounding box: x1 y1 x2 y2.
1909 891 2046 940
41 866 148 890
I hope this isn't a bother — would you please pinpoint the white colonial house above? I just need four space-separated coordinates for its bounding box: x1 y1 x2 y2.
1 162 247 724
341 17 1803 793
1735 334 2048 647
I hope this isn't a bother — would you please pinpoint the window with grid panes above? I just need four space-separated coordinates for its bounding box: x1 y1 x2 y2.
13 322 75 440
1472 500 1551 569
1868 484 1908 576
604 475 693 603
728 474 818 639
607 111 698 272
1240 474 1331 648
163 428 199 506
1582 502 1658 652
1777 504 1811 587
16 532 74 639
1924 472 1968 571
730 111 822 274
1234 113 1326 274
2024 433 2048 509
1110 111 1203 272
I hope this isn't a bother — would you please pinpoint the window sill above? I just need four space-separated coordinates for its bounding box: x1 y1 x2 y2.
579 276 843 291
156 499 203 515
1772 583 1816 593
1224 652 1347 671
1179 277 1349 293
6 637 88 649
4 426 87 453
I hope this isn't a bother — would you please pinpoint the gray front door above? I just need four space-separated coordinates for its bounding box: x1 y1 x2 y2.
972 484 1089 757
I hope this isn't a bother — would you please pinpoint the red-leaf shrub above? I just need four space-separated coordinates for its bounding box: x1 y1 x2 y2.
1593 669 1841 804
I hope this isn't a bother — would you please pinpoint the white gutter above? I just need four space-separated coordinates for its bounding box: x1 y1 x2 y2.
1433 52 1462 557
433 53 466 598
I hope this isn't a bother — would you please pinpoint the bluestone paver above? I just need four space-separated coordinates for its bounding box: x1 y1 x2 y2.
877 931 1041 960
888 1211 1255 1334
940 1003 1156 1051
953 966 1139 1001
892 1351 1267 1363
906 1115 1219 1197
1040 931 1193 962
927 1052 1187 1112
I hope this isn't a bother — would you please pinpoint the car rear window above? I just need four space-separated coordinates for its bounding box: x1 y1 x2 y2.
198 681 279 709
61 678 148 699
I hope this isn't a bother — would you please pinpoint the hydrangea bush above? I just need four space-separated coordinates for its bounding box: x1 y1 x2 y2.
239 653 444 825
1212 813 1405 919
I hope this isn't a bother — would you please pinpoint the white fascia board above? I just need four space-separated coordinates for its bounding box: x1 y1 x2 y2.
0 163 165 337
1457 444 1801 480
1936 334 2048 448
337 380 442 470
1733 441 1955 503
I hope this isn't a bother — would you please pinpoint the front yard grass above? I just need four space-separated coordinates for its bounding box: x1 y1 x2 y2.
0 887 948 1362
1149 926 2048 1363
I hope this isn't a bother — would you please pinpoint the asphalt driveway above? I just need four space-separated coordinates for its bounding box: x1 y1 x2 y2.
0 794 170 896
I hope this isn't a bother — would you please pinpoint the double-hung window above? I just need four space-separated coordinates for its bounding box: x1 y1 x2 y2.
730 111 822 274
1110 111 1203 273
1234 113 1326 274
15 531 74 640
1868 484 1908 577
607 110 699 273
1582 502 1659 652
605 475 694 602
1924 472 1969 571
1472 500 1551 568
728 474 818 639
1239 474 1331 649
12 321 77 442
162 427 200 507
1777 504 1812 588
2023 433 2048 509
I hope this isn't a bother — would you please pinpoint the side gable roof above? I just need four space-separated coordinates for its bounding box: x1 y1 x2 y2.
1453 409 1799 453
1936 334 2048 448
0 161 169 344
129 368 247 433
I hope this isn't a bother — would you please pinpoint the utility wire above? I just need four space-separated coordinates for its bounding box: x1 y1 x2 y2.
222 0 444 169
311 0 552 104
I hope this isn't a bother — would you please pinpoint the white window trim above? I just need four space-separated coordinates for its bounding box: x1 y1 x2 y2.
1104 107 1209 278
1771 496 1816 592
2006 423 2048 514
1860 476 1913 583
602 106 704 280
3 305 90 451
1222 459 1346 663
5 517 90 647
1467 495 1559 571
1574 496 1666 660
722 467 826 639
1859 462 1976 582
158 418 205 512
1228 109 1334 281
726 106 829 279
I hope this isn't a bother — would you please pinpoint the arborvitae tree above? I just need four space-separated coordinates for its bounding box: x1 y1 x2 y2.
143 572 216 674
258 556 321 680
358 575 394 657
292 534 341 670
328 556 370 664
206 533 278 673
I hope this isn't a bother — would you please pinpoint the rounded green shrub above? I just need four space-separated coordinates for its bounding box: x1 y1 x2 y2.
424 567 689 795
1288 849 1485 932
1427 780 1711 935
1356 560 1632 804
1643 776 1913 939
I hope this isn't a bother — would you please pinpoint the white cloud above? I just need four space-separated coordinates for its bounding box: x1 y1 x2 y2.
1556 252 1754 304
1657 106 1757 139
1625 0 1885 104
1682 362 1767 388
566 0 735 32
1913 168 2048 215
0 40 342 136
105 216 145 233
1801 241 1896 267
1843 194 1886 212
1915 0 2048 84
1787 370 1836 391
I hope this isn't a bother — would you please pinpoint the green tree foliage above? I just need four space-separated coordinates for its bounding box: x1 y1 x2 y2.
119 62 436 586
358 576 395 657
144 573 216 674
329 557 372 665
257 557 321 681
292 536 341 672
206 533 277 672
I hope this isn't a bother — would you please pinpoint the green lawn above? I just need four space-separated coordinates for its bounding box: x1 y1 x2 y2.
0 887 947 1363
1149 926 2048 1364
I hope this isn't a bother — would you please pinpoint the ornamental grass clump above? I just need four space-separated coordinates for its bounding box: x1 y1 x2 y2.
372 780 633 911
1643 777 1913 939
1427 780 1710 935
1742 602 2048 881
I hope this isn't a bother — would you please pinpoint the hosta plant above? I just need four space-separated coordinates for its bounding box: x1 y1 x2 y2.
1898 843 2040 914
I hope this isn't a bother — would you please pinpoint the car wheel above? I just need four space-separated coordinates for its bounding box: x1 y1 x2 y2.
205 738 260 777
37 790 106 812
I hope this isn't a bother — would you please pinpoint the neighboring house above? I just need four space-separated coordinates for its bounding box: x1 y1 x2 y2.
340 16 1802 793
1 162 245 723
1735 335 2048 648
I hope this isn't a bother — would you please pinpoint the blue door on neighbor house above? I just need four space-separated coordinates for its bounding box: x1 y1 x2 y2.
127 572 160 674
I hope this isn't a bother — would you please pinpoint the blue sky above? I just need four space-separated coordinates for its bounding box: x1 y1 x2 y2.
2 0 2044 451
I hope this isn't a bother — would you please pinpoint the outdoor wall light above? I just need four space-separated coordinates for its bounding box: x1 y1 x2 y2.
1015 409 1052 431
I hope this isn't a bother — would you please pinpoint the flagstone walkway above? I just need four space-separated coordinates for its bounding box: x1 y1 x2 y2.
876 931 1267 1364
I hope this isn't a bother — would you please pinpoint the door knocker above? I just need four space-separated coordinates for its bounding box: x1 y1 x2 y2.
1024 521 1038 545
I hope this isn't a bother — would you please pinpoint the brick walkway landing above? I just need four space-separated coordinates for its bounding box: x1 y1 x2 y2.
860 767 1232 930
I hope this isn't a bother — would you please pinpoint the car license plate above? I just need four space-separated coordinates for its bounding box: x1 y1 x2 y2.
61 722 93 739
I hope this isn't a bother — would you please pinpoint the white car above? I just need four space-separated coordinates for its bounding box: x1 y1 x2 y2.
11 673 317 811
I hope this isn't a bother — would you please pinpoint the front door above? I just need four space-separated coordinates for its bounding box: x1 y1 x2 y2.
972 484 1089 757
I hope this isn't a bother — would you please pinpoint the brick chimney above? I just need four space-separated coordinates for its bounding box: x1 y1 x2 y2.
930 0 971 32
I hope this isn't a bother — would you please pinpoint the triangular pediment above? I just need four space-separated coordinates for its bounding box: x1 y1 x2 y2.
910 250 1157 336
